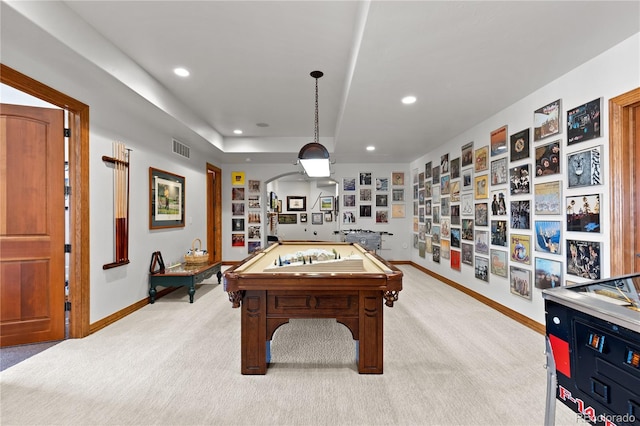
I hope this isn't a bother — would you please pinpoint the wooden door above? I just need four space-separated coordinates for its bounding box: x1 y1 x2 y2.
0 103 66 346
635 105 640 272
609 88 640 275
207 163 222 265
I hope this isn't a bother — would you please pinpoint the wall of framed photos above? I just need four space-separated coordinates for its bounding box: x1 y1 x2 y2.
409 33 639 325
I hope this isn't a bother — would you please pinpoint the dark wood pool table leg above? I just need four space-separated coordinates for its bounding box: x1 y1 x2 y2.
358 290 384 374
240 290 267 374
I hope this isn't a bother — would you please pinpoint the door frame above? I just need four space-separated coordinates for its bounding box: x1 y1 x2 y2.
206 163 222 265
1 64 90 338
609 87 640 275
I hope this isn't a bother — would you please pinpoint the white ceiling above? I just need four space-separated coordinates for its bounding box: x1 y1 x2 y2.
2 1 639 165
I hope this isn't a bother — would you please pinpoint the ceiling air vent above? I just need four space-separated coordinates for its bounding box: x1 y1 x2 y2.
172 138 190 159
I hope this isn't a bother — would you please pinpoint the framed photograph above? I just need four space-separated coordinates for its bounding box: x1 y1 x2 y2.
474 146 489 172
567 97 602 145
376 177 389 191
342 211 356 224
450 181 460 202
510 234 531 265
510 128 530 162
567 239 601 280
441 196 450 216
451 227 461 248
475 256 489 282
462 168 473 192
567 145 602 188
432 245 441 264
376 210 389 224
248 180 261 193
248 212 261 224
461 194 474 216
248 241 261 254
359 172 372 185
441 240 451 260
534 99 561 141
432 225 441 244
232 202 245 216
232 187 245 201
360 205 372 218
510 200 531 230
247 225 261 239
490 125 508 156
462 219 474 241
566 194 601 232
375 194 388 207
450 204 460 225
324 212 333 222
490 157 507 185
270 191 278 210
491 220 508 247
433 205 440 223
432 165 440 182
461 142 474 168
450 157 460 179
232 218 245 231
534 181 562 215
440 175 450 195
248 195 260 209
392 188 405 202
392 172 405 186
343 177 356 191
149 167 185 229
509 164 530 195
392 204 406 218
490 189 507 216
231 171 245 186
232 233 245 247
278 213 297 224
490 249 508 278
451 250 461 271
461 243 474 266
441 218 450 238
534 139 561 176
319 196 334 211
534 221 562 254
311 212 323 225
535 257 562 289
475 202 488 226
344 194 356 207
300 213 308 223
424 162 432 180
510 266 532 300
441 153 450 174
287 196 306 211
475 230 489 254
474 174 489 199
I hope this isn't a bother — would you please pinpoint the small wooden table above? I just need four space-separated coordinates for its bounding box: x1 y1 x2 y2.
149 262 221 303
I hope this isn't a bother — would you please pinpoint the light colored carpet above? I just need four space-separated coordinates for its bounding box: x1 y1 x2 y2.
0 265 582 425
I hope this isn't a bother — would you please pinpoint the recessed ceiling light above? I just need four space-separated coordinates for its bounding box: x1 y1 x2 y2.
401 95 417 104
173 67 190 77
366 146 375 151
233 129 243 135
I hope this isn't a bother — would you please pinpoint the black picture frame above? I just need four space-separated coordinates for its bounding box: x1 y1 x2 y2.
149 167 185 229
286 196 306 211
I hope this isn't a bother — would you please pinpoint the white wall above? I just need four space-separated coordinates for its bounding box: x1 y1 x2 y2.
409 33 640 325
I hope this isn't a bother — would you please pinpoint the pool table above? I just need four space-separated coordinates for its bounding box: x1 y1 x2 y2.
224 241 403 375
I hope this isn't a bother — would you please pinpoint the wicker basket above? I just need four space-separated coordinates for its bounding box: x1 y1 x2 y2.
184 238 209 265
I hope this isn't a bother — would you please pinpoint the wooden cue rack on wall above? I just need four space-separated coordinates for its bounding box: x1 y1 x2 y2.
102 141 131 269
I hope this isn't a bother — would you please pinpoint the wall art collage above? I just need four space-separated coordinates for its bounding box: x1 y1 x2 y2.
340 171 406 225
413 97 603 300
231 172 263 254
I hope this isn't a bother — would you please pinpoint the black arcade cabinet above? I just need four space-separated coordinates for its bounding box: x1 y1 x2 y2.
543 274 640 425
